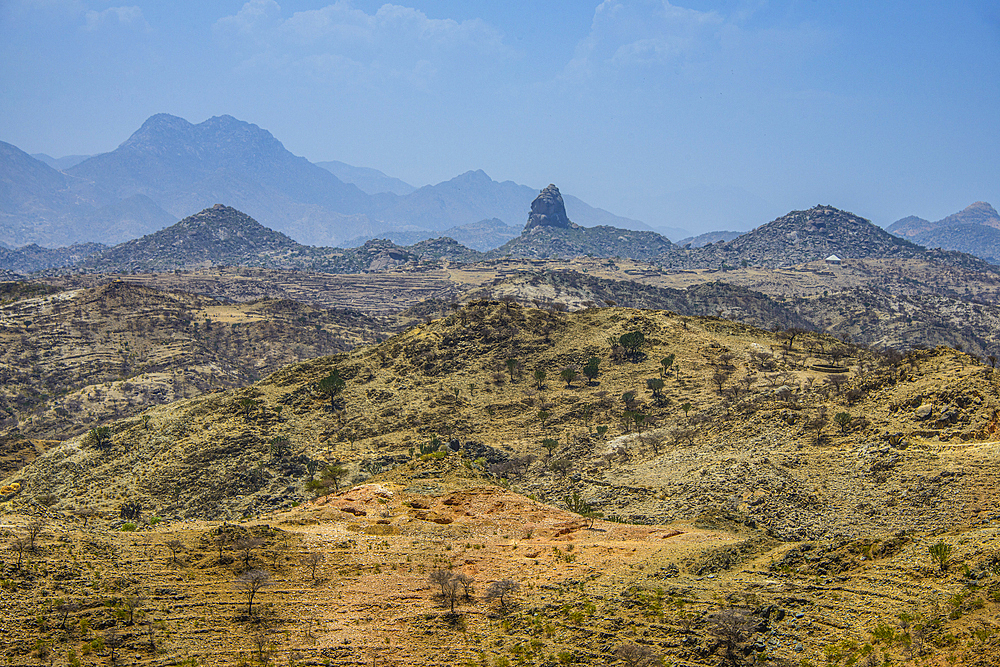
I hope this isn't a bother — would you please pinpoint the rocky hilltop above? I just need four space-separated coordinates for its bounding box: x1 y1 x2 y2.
888 202 1000 265
680 205 923 268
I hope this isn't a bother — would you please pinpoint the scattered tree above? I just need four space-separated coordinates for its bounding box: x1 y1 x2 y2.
646 377 665 401
550 458 571 476
316 370 346 407
506 358 519 382
236 536 266 569
269 436 291 459
559 366 579 387
453 572 475 600
533 368 547 390
708 607 756 660
541 437 559 458
235 569 272 616
120 500 142 522
485 579 520 611
583 357 600 385
619 331 646 360
89 426 112 449
537 409 551 428
74 506 98 528
26 519 44 552
10 536 28 569
104 628 125 665
164 539 184 564
615 643 663 667
660 354 675 378
301 552 325 581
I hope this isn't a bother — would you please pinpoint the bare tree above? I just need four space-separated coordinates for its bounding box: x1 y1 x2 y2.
120 595 144 625
429 569 453 597
236 536 265 569
615 643 662 667
105 628 125 665
74 507 98 529
164 539 184 564
235 569 271 617
453 573 475 600
485 579 520 611
301 552 324 581
26 519 44 552
708 607 757 660
213 532 231 564
9 536 29 570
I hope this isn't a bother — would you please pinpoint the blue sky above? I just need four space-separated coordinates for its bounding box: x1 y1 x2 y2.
2 1 997 234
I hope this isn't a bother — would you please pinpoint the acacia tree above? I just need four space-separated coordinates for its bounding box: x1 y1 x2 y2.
10 536 28 569
164 539 184 564
505 358 519 382
316 370 346 407
533 369 546 390
235 569 271 616
560 366 579 388
301 552 324 581
583 357 600 385
485 579 520 611
236 536 266 569
541 438 559 459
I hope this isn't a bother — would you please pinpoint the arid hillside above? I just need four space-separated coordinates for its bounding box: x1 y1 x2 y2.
4 302 1000 666
0 280 390 476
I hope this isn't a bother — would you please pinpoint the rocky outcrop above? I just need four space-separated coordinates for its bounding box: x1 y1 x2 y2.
525 184 575 231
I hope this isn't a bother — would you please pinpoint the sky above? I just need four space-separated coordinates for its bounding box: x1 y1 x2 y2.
1 0 998 234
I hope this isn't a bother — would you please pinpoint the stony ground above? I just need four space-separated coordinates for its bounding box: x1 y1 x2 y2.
4 462 1000 666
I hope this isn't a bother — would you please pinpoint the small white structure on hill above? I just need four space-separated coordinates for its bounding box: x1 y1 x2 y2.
825 254 842 265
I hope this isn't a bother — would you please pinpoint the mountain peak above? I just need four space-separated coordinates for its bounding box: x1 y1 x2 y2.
525 184 573 230
939 201 1000 229
451 169 494 185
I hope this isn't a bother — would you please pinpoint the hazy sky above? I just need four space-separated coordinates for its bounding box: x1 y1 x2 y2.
2 0 998 233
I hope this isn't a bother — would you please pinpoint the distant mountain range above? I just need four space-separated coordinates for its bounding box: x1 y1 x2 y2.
4 197 996 277
887 202 1000 264
1 113 648 249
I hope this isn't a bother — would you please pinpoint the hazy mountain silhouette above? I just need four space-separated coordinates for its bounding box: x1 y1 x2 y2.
888 202 1000 265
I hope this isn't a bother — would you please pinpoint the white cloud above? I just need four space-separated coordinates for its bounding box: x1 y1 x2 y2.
214 1 510 88
566 0 820 83
82 5 148 31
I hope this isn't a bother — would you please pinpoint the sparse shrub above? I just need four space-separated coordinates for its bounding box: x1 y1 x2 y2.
119 499 142 522
269 436 291 459
834 412 853 434
930 542 952 573
88 426 112 449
